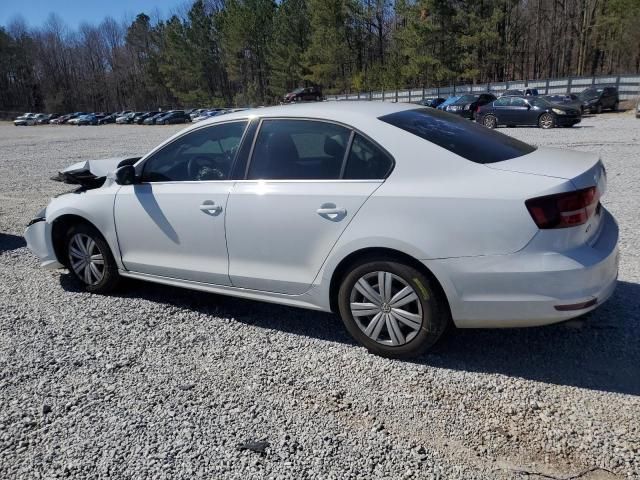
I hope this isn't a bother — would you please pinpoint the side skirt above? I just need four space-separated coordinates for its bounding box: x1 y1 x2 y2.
119 270 328 312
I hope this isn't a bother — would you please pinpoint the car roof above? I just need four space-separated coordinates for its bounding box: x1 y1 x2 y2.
192 101 418 129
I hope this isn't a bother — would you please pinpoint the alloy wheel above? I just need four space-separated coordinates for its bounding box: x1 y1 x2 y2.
539 113 554 129
483 115 497 128
349 271 423 346
68 233 105 286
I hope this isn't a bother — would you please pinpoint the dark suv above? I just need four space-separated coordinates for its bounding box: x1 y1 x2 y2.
155 111 191 125
579 86 619 113
283 86 323 103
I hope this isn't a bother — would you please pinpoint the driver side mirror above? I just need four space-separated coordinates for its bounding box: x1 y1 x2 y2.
115 165 136 185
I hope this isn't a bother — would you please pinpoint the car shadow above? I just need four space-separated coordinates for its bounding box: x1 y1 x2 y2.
59 273 639 395
0 233 27 253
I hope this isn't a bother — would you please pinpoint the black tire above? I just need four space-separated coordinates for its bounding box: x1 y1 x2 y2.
337 258 450 359
65 223 120 294
483 114 497 129
596 104 602 114
612 101 619 112
538 113 554 129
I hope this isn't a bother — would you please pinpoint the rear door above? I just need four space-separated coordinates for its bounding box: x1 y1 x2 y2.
507 97 534 125
225 118 393 294
491 97 511 123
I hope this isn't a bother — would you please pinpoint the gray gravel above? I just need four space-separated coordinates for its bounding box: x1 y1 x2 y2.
0 115 638 479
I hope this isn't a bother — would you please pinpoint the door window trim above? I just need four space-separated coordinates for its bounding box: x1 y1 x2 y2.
135 119 251 184
242 117 395 181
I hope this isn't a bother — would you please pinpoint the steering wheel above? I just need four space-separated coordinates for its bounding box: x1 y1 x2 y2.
187 156 225 181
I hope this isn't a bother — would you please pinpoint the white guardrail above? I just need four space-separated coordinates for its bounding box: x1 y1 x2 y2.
326 74 640 102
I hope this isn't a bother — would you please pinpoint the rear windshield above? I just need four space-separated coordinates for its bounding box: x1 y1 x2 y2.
379 108 537 164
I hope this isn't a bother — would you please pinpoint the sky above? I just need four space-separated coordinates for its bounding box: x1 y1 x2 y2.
0 0 186 29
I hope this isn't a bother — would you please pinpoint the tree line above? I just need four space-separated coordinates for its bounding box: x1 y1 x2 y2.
1 0 639 113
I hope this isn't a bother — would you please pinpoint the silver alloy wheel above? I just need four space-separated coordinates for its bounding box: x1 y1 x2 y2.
68 233 105 286
484 115 496 128
539 113 554 129
349 271 423 346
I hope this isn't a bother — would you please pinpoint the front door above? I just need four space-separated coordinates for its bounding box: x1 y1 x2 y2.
114 121 248 284
225 119 393 295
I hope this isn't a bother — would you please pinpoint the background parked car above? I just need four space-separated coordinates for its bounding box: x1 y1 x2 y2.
444 93 496 119
116 112 140 124
76 114 102 126
98 113 117 124
155 110 191 125
63 113 88 125
436 96 461 110
13 113 39 126
476 95 581 129
543 94 584 113
38 113 59 124
579 86 619 113
283 86 323 103
416 97 445 108
133 112 157 124
501 88 539 97
143 112 165 125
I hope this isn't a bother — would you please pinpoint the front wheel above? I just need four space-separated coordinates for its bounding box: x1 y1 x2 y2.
483 114 497 129
538 113 554 129
612 102 619 112
66 224 120 293
338 259 449 359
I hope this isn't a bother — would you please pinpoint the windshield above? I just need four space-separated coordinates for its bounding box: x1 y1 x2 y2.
441 96 460 106
456 95 478 104
580 88 603 99
379 108 536 164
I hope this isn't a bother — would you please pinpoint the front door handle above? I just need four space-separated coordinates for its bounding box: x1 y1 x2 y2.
317 203 346 221
200 201 222 215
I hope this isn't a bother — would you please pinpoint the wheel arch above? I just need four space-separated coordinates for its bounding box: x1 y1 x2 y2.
51 214 105 267
328 247 451 316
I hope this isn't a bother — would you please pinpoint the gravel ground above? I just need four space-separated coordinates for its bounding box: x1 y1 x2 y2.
0 114 638 479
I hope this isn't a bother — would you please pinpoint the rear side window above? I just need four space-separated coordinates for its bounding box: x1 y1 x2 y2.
344 134 393 179
379 108 536 164
247 119 350 180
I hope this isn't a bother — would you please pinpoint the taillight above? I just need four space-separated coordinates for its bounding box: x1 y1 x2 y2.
525 187 600 229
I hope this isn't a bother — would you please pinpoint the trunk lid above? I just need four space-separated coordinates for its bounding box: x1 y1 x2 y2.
485 146 605 191
486 146 608 251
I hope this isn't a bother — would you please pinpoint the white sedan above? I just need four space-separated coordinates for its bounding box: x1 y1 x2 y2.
24 102 619 358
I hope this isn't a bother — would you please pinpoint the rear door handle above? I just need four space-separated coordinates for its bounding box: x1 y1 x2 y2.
200 201 222 215
317 207 346 215
317 203 346 220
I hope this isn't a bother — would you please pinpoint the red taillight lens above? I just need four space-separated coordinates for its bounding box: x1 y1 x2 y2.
525 187 600 229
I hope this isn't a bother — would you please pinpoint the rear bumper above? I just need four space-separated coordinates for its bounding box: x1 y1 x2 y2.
426 209 619 328
24 220 63 269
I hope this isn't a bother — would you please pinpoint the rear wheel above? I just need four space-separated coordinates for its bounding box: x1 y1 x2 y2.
66 223 120 294
596 104 603 114
612 101 619 112
483 114 497 129
338 259 449 359
538 113 554 129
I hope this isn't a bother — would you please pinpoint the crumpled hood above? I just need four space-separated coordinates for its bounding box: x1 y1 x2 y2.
61 157 132 177
54 156 140 188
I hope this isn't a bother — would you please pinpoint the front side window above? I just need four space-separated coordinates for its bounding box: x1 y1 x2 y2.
247 119 350 180
141 121 247 182
379 108 537 164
